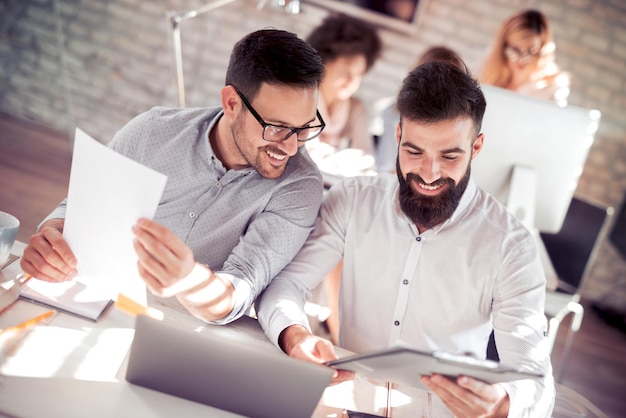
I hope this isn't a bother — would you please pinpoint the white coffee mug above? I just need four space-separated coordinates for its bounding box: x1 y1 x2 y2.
0 211 20 266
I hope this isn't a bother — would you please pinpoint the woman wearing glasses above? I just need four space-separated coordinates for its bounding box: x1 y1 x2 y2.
479 9 570 107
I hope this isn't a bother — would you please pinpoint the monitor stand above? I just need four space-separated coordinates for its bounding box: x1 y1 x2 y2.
506 165 537 230
506 165 560 290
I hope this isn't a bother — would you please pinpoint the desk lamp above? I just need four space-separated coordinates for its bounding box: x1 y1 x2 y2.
166 0 301 108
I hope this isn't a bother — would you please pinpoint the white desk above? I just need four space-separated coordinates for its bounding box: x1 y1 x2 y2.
0 242 446 418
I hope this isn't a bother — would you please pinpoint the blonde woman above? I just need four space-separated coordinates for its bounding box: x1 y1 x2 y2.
479 9 569 106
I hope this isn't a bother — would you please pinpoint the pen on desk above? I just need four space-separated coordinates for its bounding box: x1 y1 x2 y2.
114 293 164 320
0 273 32 314
0 309 57 338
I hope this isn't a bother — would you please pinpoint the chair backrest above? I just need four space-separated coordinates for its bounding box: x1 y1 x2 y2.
539 196 613 295
609 191 626 259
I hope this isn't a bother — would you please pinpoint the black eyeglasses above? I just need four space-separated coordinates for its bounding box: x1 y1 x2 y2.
504 45 541 64
232 86 325 142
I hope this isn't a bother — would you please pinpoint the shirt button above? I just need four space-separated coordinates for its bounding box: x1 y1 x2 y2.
416 237 421 242
403 279 409 285
216 182 221 188
394 320 400 326
189 212 196 218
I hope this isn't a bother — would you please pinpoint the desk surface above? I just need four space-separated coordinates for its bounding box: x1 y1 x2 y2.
0 242 447 418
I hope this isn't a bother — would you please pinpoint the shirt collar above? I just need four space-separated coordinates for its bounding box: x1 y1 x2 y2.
440 174 477 229
205 109 223 164
206 109 256 177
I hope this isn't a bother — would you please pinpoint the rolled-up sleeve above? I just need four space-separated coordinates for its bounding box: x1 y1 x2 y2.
493 237 555 417
257 179 351 346
216 171 324 324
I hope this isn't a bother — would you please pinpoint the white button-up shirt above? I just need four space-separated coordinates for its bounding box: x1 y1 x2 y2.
258 173 554 417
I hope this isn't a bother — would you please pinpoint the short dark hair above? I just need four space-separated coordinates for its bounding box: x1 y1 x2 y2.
225 29 324 99
397 62 486 138
306 14 382 72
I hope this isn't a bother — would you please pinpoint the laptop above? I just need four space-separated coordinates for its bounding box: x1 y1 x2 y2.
125 315 334 418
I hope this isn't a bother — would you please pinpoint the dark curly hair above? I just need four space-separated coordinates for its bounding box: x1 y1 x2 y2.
306 13 382 72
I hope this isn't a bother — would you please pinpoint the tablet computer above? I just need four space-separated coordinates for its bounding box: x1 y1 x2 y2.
326 345 543 389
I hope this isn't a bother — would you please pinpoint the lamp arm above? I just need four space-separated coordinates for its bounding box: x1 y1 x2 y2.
166 0 241 107
168 0 240 24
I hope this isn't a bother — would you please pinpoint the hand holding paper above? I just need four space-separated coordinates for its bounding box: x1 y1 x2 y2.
61 128 168 305
20 128 167 318
131 218 196 297
20 218 77 283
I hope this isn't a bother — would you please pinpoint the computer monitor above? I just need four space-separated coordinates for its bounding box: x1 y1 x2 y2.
472 85 600 233
305 0 429 34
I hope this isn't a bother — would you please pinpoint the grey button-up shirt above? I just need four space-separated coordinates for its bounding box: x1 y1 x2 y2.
46 106 323 322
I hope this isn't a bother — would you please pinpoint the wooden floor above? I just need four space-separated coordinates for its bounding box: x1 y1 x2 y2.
0 113 71 243
1 112 625 417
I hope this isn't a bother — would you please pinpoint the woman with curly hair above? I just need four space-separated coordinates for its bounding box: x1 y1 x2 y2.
306 13 382 159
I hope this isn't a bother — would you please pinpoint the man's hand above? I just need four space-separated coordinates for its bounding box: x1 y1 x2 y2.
132 218 197 297
420 374 510 418
20 219 77 282
279 324 354 385
132 218 234 322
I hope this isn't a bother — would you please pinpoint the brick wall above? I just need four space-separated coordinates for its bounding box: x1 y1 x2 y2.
1 0 625 305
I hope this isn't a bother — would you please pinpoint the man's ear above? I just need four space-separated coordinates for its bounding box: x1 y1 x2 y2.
395 121 402 145
221 85 240 119
471 133 485 160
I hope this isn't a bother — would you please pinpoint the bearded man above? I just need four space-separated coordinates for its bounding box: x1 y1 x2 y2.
257 61 555 418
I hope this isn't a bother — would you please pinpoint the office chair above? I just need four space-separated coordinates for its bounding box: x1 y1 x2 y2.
540 196 614 382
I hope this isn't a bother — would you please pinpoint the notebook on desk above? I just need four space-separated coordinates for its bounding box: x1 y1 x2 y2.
20 278 113 321
126 315 334 418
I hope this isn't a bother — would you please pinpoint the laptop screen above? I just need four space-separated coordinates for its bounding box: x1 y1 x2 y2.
125 315 333 418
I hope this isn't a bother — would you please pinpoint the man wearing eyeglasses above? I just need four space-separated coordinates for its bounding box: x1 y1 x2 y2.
21 29 326 324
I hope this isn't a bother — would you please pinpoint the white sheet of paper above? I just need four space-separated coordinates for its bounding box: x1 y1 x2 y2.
63 128 167 305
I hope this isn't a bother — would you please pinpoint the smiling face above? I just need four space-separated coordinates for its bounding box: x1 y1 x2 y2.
395 116 484 230
220 83 319 179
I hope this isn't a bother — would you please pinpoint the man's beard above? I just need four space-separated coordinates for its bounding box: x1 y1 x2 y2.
396 158 471 229
230 111 288 179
